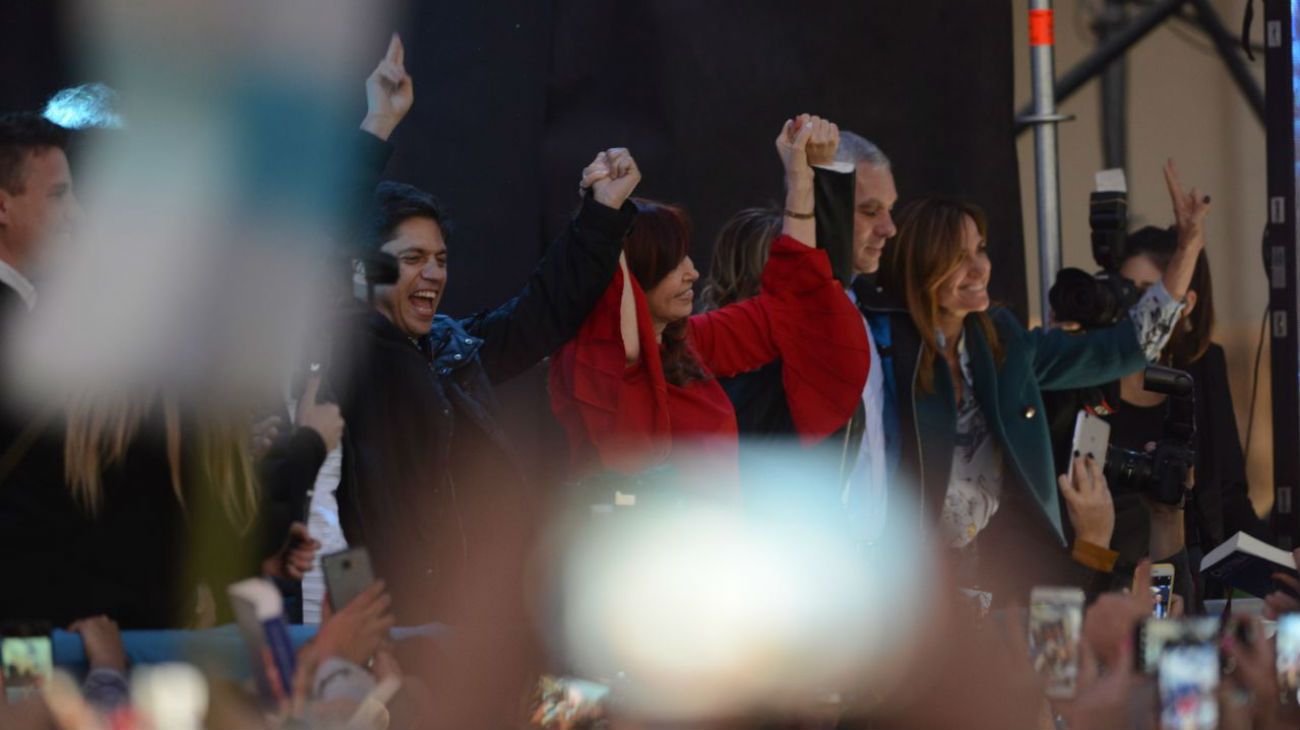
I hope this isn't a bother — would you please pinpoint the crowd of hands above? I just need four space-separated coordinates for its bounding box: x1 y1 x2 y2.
942 560 1300 730
0 582 404 729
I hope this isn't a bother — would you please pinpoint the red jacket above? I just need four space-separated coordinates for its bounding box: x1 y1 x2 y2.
549 235 870 492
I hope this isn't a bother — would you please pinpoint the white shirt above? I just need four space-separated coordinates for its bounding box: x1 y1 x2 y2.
0 260 36 310
285 393 349 624
843 287 887 544
941 335 1004 548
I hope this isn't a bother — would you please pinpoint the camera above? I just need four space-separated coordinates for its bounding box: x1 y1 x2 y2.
1047 170 1140 329
1104 365 1196 506
1049 268 1140 330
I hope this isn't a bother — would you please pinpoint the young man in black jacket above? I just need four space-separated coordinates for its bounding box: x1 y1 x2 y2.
328 139 640 626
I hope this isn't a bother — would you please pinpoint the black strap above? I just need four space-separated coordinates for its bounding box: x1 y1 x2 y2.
1242 0 1257 62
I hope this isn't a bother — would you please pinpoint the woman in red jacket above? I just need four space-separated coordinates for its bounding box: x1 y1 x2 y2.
549 116 870 492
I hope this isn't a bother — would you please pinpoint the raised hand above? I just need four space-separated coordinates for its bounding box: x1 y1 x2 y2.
1059 642 1138 730
250 414 282 460
296 374 344 453
68 615 127 672
1264 550 1300 618
776 115 820 247
805 117 840 167
1058 454 1115 549
1159 158 1211 301
580 147 640 210
1082 560 1155 669
1163 158 1210 250
775 113 816 180
262 522 322 582
316 580 396 666
361 33 415 141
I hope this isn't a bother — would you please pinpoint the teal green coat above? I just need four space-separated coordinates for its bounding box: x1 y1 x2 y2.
870 303 1147 546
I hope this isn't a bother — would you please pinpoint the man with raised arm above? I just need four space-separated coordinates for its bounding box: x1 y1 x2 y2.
324 35 642 626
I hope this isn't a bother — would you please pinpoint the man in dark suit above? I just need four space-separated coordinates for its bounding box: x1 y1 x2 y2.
0 112 77 315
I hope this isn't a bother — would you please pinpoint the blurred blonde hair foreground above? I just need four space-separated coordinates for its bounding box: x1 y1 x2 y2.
62 391 258 532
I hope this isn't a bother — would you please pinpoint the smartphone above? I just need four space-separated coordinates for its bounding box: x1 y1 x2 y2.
1068 410 1111 481
1 626 53 703
321 547 374 611
1138 616 1220 674
1277 613 1300 704
1028 586 1085 699
1158 641 1219 730
1151 563 1175 619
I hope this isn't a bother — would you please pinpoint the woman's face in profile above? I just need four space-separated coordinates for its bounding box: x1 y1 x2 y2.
646 254 699 326
935 214 991 320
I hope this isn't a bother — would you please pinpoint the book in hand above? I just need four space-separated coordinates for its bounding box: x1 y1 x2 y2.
1199 531 1298 598
227 578 296 703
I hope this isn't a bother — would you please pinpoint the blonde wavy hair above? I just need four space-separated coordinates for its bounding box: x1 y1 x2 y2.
63 392 259 532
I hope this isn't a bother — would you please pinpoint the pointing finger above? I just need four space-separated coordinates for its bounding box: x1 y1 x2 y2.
1163 158 1186 206
387 33 404 67
302 374 322 407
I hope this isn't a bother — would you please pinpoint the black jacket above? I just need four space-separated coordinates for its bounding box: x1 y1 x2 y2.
331 194 635 624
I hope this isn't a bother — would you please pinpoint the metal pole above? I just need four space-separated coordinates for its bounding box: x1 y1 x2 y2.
1263 0 1299 547
1028 0 1064 323
1097 0 1129 172
1015 0 1186 136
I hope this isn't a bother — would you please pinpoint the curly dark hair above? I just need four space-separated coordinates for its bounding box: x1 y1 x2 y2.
623 198 709 387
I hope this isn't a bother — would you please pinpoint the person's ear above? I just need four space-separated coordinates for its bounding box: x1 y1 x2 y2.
1181 290 1198 320
0 189 11 227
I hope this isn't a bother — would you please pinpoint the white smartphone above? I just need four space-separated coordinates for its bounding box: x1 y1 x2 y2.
1068 410 1111 482
1028 586 1086 699
1151 563 1175 618
1159 641 1219 730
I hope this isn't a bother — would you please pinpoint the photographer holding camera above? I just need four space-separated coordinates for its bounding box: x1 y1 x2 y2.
1046 162 1266 607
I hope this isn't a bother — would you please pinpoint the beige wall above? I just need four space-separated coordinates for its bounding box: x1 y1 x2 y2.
1012 0 1273 512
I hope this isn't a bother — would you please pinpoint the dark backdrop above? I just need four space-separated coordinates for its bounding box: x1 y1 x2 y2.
0 0 1026 319
1 0 1026 474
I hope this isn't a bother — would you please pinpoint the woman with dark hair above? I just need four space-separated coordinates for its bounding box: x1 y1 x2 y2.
1045 224 1269 605
548 116 870 490
860 160 1207 598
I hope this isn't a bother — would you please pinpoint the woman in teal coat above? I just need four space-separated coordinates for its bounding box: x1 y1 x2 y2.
860 163 1209 599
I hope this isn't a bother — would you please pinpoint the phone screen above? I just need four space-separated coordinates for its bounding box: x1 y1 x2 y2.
1152 574 1174 619
1277 614 1300 703
1138 616 1220 674
1029 593 1083 698
1159 642 1219 730
2 636 53 703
